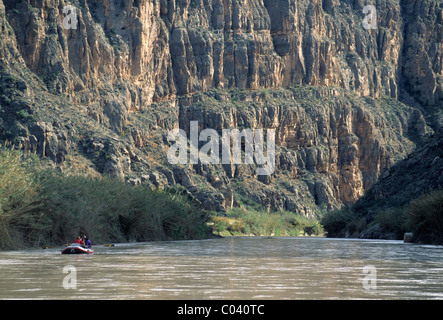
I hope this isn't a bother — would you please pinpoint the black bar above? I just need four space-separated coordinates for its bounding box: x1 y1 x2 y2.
1 300 441 319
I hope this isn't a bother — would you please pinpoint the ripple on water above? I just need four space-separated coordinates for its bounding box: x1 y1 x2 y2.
0 237 442 299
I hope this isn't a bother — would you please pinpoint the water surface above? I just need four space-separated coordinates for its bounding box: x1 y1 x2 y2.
0 237 442 299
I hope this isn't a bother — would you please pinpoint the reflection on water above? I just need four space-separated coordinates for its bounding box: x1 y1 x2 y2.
0 237 442 299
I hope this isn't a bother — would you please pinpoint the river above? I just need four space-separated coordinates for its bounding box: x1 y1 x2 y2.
0 237 442 300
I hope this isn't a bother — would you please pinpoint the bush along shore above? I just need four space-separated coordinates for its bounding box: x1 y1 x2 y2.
0 147 212 250
321 189 443 245
211 207 324 237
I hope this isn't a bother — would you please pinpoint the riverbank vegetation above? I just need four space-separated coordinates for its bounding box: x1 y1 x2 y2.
211 207 324 237
321 189 443 245
0 147 211 250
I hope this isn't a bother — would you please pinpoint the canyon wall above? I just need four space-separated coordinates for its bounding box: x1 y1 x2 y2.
0 0 441 215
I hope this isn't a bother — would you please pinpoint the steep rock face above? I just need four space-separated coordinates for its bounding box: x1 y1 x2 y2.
176 87 420 213
401 0 443 127
4 0 441 107
356 129 443 211
331 129 443 241
0 0 440 215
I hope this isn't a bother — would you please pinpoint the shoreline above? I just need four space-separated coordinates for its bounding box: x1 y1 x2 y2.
7 234 434 253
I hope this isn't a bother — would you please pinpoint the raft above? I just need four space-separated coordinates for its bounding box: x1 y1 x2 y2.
61 243 94 254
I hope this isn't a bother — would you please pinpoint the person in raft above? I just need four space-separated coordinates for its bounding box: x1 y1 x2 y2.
73 236 85 246
84 237 92 248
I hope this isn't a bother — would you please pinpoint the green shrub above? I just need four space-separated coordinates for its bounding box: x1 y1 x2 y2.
321 207 360 237
0 148 43 249
373 207 407 239
211 208 323 237
16 109 29 120
211 216 245 235
406 189 443 244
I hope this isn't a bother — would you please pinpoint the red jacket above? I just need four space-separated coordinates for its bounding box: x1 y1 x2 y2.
73 239 84 245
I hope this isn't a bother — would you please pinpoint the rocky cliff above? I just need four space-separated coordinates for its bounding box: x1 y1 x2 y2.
0 0 441 216
322 129 443 241
354 128 443 215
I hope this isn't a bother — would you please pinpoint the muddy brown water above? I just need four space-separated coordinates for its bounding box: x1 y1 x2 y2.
1 237 442 299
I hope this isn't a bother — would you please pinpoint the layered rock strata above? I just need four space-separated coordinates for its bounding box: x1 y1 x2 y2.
0 0 440 214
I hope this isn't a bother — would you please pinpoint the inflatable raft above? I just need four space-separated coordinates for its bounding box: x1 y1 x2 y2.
61 243 94 254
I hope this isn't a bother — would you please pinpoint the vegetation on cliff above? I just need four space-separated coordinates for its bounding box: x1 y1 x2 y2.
0 147 211 250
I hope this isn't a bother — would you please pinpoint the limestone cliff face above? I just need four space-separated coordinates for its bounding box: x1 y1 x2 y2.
0 0 440 215
176 87 421 213
4 0 442 106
